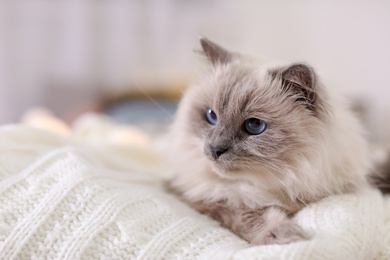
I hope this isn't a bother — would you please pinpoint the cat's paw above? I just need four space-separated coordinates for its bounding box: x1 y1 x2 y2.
253 221 307 245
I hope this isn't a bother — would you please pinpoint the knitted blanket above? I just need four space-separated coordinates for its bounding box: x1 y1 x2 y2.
0 126 389 259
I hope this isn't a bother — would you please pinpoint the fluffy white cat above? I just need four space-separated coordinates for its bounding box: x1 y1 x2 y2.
168 38 380 245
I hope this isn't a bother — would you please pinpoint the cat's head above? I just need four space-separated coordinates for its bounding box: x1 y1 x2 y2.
171 38 369 200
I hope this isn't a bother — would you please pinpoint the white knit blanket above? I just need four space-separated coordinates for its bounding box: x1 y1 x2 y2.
0 126 389 259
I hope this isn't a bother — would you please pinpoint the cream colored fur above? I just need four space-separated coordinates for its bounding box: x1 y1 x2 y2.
168 39 371 244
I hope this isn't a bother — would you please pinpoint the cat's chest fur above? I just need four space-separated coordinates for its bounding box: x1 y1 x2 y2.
169 161 305 214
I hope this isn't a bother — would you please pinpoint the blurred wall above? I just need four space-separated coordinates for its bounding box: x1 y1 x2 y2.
0 0 389 134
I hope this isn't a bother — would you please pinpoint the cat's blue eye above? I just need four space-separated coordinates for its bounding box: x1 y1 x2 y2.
206 108 217 125
244 118 267 135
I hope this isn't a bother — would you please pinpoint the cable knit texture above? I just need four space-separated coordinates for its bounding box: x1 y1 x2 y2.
0 126 389 259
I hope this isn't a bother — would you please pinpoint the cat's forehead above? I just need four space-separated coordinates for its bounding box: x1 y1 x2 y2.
212 65 265 86
207 65 282 115
211 65 274 94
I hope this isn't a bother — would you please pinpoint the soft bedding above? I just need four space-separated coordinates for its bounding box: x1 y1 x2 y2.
0 125 389 259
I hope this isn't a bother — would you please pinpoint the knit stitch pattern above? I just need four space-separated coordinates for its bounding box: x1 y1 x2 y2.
0 126 388 259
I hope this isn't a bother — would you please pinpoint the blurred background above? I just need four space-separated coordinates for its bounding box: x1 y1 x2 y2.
0 0 389 142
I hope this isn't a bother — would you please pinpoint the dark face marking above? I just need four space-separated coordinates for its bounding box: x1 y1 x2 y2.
192 67 314 175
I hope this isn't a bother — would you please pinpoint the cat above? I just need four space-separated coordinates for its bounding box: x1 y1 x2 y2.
167 37 379 245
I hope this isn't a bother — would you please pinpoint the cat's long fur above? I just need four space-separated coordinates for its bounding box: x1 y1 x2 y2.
168 38 373 245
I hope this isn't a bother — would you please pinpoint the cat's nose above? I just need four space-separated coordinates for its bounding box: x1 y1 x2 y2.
209 145 228 159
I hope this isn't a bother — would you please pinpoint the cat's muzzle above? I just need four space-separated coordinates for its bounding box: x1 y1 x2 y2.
209 144 229 159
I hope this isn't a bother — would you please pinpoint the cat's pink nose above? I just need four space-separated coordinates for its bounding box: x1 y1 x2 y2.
209 145 228 159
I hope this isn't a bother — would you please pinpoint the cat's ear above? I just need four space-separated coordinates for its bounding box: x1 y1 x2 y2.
279 63 317 112
199 37 233 65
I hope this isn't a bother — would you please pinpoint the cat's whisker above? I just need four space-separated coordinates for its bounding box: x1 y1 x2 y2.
264 170 286 191
248 162 287 191
133 83 175 119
